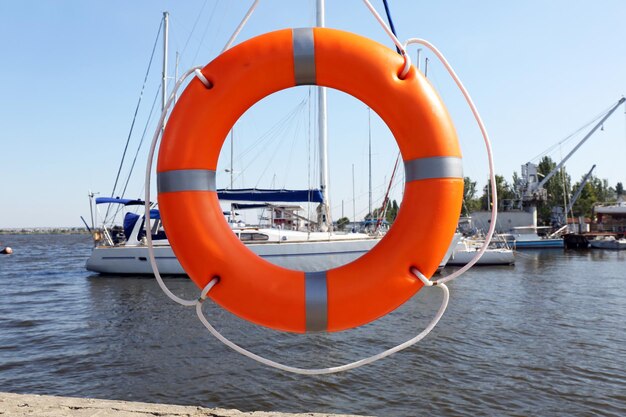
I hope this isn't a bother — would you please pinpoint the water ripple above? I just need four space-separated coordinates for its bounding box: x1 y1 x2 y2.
1 236 626 416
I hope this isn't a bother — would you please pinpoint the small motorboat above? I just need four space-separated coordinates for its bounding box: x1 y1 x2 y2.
589 235 626 250
447 237 515 266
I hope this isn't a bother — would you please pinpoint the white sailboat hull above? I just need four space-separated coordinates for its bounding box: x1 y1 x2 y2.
86 233 460 275
446 239 515 266
447 248 515 266
86 238 380 275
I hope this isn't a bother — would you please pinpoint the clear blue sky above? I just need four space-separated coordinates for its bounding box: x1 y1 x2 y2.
1 0 625 228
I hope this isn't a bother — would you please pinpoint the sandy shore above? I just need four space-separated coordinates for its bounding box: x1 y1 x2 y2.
0 392 369 417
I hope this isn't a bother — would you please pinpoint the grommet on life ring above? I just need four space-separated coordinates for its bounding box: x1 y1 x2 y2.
157 27 463 333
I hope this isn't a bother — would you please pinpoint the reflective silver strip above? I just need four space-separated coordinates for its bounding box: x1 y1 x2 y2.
293 28 316 86
305 271 327 332
404 156 463 182
157 169 216 193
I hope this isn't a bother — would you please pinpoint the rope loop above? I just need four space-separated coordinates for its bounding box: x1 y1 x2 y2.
402 37 498 285
200 277 219 301
399 52 411 79
195 279 450 375
145 66 204 308
361 0 410 79
410 267 435 286
194 69 212 89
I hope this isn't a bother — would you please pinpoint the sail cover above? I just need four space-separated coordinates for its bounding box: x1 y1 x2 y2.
217 188 323 203
95 197 146 206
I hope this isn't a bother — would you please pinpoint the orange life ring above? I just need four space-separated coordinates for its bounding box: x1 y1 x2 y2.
157 28 463 333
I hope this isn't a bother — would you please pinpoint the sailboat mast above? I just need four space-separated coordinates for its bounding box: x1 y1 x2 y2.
230 130 234 188
162 11 169 116
229 129 234 223
368 107 372 217
316 0 332 231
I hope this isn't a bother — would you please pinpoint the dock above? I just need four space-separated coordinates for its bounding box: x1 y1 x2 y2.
564 231 625 249
0 392 369 417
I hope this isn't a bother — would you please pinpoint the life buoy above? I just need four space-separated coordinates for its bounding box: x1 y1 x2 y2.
157 28 463 333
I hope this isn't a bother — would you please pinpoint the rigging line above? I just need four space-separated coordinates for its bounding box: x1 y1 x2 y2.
179 0 209 60
375 152 401 231
190 0 220 66
233 107 305 185
528 102 617 163
282 108 306 189
559 146 569 222
529 117 600 162
381 0 401 54
237 117 294 186
232 99 308 183
119 85 162 202
254 109 304 188
234 98 308 161
105 18 163 224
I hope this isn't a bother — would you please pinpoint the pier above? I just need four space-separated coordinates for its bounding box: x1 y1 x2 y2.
0 392 368 417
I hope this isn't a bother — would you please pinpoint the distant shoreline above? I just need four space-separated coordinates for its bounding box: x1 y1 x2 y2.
0 228 90 235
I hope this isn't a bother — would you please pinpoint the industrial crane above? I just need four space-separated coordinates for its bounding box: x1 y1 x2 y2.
566 164 596 215
551 164 596 227
519 97 625 203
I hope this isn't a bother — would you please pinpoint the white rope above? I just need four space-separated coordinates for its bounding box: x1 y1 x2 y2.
402 38 498 285
195 274 448 375
193 68 211 88
144 66 203 307
361 0 411 78
222 0 260 53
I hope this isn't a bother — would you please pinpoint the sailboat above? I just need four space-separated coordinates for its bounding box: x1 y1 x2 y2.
85 8 460 276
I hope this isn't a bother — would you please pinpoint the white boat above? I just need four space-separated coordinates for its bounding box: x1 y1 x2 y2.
594 201 626 216
589 235 626 250
499 226 564 249
594 201 626 233
85 198 460 274
446 238 514 266
86 198 380 274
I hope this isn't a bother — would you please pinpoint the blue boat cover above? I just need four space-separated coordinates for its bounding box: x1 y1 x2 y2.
122 210 160 239
217 188 323 203
95 197 146 206
123 213 140 238
231 203 269 210
361 219 389 225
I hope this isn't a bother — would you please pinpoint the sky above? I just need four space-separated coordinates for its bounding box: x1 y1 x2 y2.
1 0 626 228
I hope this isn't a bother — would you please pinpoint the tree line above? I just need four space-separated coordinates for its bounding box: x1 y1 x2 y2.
334 155 622 228
463 156 623 225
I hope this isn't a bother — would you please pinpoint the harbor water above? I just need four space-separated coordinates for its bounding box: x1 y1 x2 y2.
1 234 625 416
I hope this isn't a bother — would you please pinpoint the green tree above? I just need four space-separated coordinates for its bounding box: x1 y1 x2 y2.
571 175 615 219
336 217 350 231
462 177 481 215
368 199 399 225
616 182 624 197
535 156 571 225
591 177 613 203
386 199 399 223
480 175 515 210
